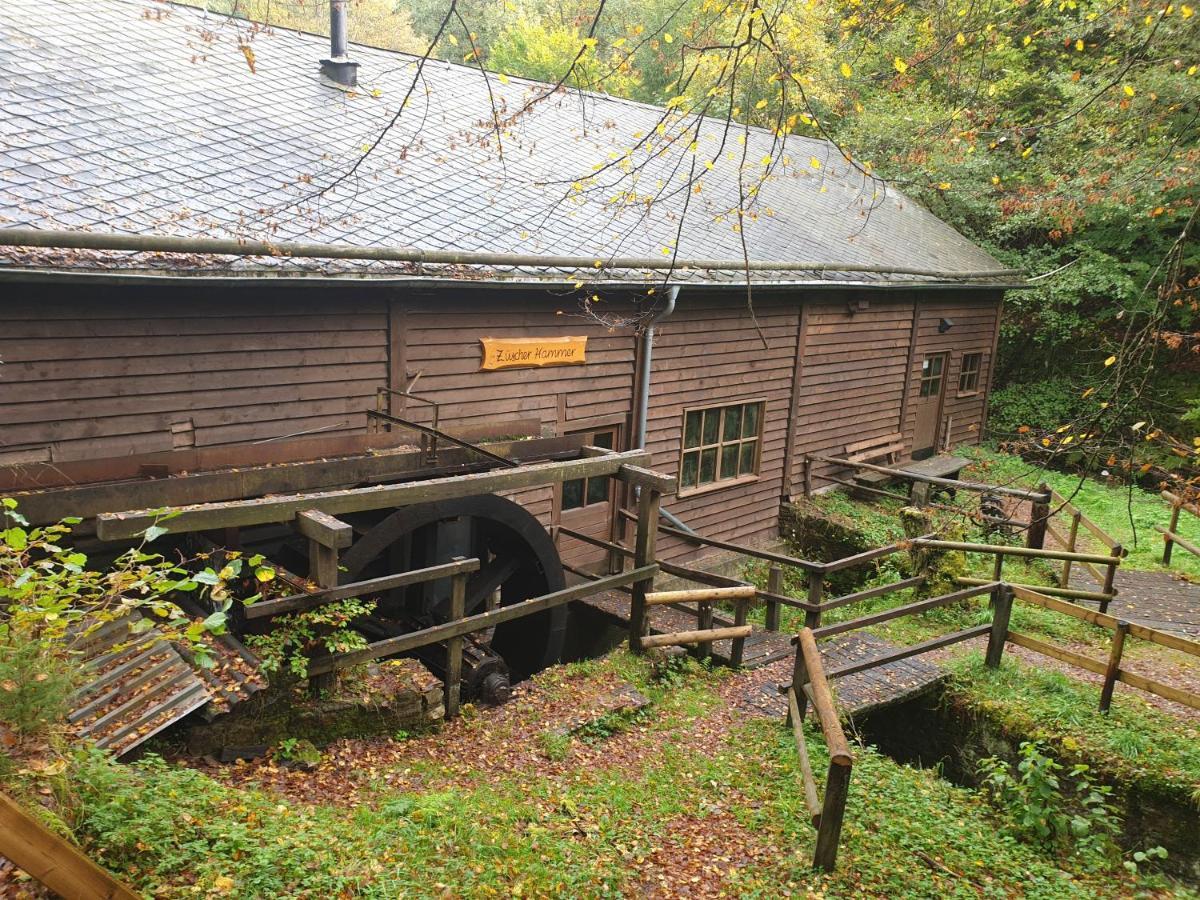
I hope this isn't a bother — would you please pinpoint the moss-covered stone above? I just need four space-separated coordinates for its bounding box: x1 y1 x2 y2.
183 659 443 757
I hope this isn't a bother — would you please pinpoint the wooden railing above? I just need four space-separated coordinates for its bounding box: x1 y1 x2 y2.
919 538 1124 612
788 627 854 872
1158 490 1200 566
1046 489 1124 594
1008 586 1200 712
641 586 754 664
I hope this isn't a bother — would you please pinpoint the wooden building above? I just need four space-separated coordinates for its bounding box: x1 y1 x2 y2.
0 0 1021 569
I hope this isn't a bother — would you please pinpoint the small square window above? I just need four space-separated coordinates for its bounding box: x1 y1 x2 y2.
678 400 764 493
958 352 983 393
562 428 617 510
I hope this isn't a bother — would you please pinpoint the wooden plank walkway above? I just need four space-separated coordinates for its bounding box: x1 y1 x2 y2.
579 592 947 717
1074 568 1200 637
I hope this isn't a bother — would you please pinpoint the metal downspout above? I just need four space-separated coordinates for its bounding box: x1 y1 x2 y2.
632 286 695 535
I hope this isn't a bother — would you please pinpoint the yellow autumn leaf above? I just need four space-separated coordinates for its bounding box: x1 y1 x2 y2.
1081 387 1095 398
664 32 674 43
1075 38 1084 51
1104 355 1117 366
1182 3 1194 16
761 155 772 166
955 32 966 45
894 57 909 74
938 181 951 190
840 62 853 78
755 98 768 109
1023 35 1032 46
498 73 510 84
1021 146 1033 158
810 156 822 169
1123 84 1135 97
447 33 458 46
1189 65 1198 76
1132 421 1147 431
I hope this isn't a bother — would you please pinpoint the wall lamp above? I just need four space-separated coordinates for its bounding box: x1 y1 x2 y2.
938 317 954 333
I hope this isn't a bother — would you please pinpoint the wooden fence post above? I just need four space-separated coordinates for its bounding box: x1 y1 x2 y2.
730 596 748 667
1061 510 1081 587
1163 500 1181 565
1027 484 1051 550
788 639 810 726
804 455 813 497
766 565 783 632
629 487 661 653
1099 620 1130 713
1099 544 1122 615
300 509 352 697
805 571 824 629
813 759 852 872
696 600 714 661
985 584 1013 668
444 564 467 718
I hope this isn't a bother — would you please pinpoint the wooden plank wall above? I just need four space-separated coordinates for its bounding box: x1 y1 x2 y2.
645 295 800 562
401 293 640 543
0 286 387 463
790 297 916 492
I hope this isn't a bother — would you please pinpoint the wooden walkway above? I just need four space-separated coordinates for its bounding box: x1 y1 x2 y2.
1075 568 1200 637
579 592 946 717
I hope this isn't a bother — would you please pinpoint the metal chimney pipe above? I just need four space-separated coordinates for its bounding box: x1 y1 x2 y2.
320 0 359 88
329 0 349 59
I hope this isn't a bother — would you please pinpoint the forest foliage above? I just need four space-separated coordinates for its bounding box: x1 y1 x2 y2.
207 0 1199 472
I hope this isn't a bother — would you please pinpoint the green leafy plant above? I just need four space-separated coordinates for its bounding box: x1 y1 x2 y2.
978 740 1120 865
0 500 238 737
244 598 375 679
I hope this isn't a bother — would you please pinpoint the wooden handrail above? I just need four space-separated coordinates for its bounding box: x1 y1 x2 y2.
812 583 997 640
244 557 482 620
644 586 756 606
819 575 926 612
807 453 1049 501
1050 489 1119 550
910 538 1121 566
1162 490 1200 519
796 628 852 767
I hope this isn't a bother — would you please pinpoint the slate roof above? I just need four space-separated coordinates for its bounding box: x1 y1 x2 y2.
0 0 1018 286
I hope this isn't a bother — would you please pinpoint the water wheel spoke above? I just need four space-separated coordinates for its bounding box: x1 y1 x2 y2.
464 557 521 615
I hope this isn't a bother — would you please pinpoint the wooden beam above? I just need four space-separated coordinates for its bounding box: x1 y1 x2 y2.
307 564 658 675
915 539 1118 566
825 624 991 680
296 509 353 549
786 687 823 824
0 792 140 900
808 454 1047 501
640 625 753 649
244 558 481 620
645 586 756 606
896 300 922 442
11 434 589 527
617 464 676 493
959 577 1114 603
819 576 927 612
97 450 655 540
796 628 852 767
812 583 996 640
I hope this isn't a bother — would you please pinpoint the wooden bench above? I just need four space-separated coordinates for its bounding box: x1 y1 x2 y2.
844 433 905 495
842 434 969 504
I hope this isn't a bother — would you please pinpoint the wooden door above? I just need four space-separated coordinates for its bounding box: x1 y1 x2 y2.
558 426 619 573
912 353 948 459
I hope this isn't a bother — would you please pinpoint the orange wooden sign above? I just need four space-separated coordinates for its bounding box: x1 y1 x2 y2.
479 336 587 371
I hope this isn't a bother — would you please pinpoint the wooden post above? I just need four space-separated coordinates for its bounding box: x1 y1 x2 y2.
985 584 1013 668
730 596 748 667
1099 620 1129 713
629 487 661 653
991 552 1004 593
1027 484 1051 549
813 758 852 872
696 600 714 661
805 571 824 629
1100 544 1122 615
1163 500 1181 565
803 455 813 497
444 564 467 718
766 565 783 632
0 792 140 900
303 510 348 696
788 639 810 726
1061 510 1081 587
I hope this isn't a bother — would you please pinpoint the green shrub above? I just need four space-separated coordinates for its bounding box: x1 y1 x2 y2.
988 376 1090 436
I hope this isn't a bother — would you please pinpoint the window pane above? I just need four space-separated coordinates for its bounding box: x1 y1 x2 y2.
720 445 738 479
702 410 720 444
684 410 703 448
699 447 718 484
562 478 584 510
739 441 757 475
681 451 699 489
593 430 615 450
722 406 742 442
586 474 609 505
742 402 760 438
929 356 944 376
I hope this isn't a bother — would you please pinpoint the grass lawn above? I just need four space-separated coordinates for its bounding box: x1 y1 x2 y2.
9 651 1191 898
